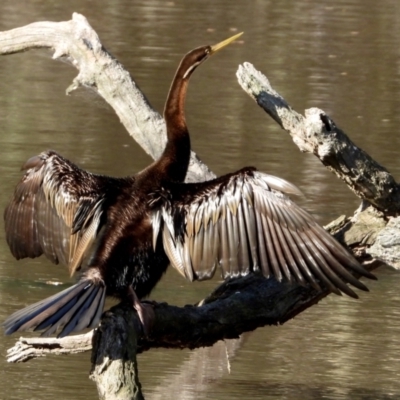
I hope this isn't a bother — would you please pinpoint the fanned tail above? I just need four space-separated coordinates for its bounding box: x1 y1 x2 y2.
3 280 106 338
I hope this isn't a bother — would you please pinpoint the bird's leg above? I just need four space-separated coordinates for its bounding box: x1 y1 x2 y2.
127 285 155 335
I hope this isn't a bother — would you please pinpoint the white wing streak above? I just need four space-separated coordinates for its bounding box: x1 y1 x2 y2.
153 169 373 297
4 151 106 275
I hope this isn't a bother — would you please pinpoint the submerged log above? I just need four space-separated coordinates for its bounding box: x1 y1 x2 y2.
1 13 395 400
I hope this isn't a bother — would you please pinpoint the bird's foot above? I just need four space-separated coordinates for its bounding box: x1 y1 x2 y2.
127 286 155 335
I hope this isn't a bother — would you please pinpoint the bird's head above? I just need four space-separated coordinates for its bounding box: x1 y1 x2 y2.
181 32 243 80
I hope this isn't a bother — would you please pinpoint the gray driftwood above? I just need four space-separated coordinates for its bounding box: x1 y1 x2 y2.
2 13 397 400
236 63 400 213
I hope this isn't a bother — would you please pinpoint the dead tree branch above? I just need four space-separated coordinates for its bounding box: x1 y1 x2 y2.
7 259 380 364
6 331 93 363
236 62 400 214
90 307 144 400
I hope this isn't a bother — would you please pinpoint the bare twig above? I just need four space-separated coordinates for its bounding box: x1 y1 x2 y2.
6 331 93 363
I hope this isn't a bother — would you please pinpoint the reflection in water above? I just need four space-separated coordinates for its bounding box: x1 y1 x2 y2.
140 269 399 400
1 1 400 399
146 339 243 400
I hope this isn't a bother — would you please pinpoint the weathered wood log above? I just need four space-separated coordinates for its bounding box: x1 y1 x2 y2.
236 62 400 268
90 306 144 400
1 13 395 400
6 331 93 363
236 63 400 214
6 260 380 364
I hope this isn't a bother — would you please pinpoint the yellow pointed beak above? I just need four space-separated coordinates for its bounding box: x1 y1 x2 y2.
210 32 243 54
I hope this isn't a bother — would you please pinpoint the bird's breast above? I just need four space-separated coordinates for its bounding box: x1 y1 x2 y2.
89 198 169 299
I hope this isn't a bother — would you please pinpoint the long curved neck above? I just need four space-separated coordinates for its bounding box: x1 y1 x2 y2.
157 60 192 183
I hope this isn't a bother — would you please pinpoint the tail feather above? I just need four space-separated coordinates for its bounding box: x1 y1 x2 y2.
4 283 80 322
3 280 106 338
75 286 106 332
88 288 106 329
35 285 96 333
64 286 100 331
47 285 98 337
18 283 88 333
3 282 87 334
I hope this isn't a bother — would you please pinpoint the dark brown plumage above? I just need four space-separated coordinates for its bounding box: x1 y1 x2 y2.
4 33 375 338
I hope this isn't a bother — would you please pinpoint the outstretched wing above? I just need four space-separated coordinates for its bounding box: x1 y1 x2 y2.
4 150 114 275
151 167 375 298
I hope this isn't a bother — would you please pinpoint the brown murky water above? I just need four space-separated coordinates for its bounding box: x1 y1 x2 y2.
1 1 400 399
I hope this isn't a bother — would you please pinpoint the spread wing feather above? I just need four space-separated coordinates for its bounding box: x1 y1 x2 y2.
4 150 111 275
151 168 375 298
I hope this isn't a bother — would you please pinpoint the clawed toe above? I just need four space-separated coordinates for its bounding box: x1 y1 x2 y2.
127 286 155 335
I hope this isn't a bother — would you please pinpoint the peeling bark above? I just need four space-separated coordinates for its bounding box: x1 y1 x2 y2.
6 331 93 363
368 216 400 268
